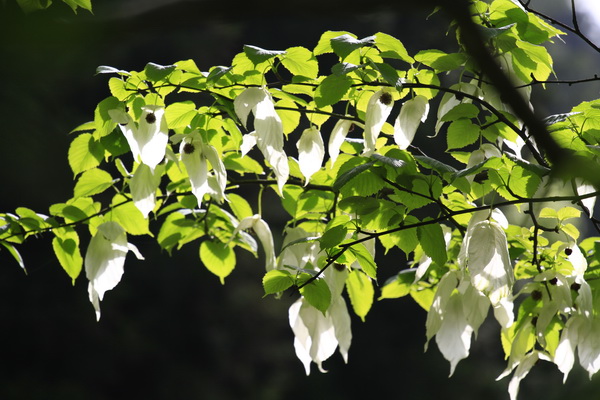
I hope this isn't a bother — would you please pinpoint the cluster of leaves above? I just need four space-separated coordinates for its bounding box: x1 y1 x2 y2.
15 0 92 14
3 1 600 398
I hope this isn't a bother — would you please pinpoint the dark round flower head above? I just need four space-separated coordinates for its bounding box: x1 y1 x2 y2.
145 112 157 124
183 142 195 154
379 92 393 105
531 290 542 301
564 247 573 256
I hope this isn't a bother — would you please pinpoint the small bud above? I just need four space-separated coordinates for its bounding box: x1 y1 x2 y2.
379 92 393 105
564 248 573 256
145 112 157 124
334 263 346 272
549 277 558 285
531 290 542 301
570 282 581 292
183 142 195 154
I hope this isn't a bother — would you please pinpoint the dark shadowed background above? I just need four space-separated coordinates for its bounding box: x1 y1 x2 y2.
1 1 600 399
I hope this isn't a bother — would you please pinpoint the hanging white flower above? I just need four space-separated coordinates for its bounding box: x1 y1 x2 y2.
130 163 162 218
179 131 227 207
84 221 144 321
466 220 514 306
233 214 276 271
393 95 429 150
278 227 320 271
328 118 353 167
362 90 394 156
575 178 597 216
234 87 289 193
297 126 325 185
289 295 352 374
507 351 549 400
109 105 168 170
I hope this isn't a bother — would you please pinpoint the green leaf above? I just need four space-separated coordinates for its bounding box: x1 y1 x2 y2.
16 0 51 13
319 225 348 249
227 193 254 221
379 270 415 299
68 133 104 176
200 239 236 284
417 223 447 266
222 152 264 175
144 62 176 82
165 101 197 128
414 50 466 72
157 211 198 253
94 96 121 138
314 74 352 108
330 34 376 59
61 0 92 13
52 227 83 283
263 269 294 295
332 62 364 75
410 287 435 311
375 32 414 63
346 269 374 321
348 243 377 279
275 98 301 134
107 194 150 236
447 119 480 150
333 160 376 191
414 155 458 175
0 241 26 272
557 207 581 221
338 196 380 216
441 103 479 122
300 277 331 314
73 168 114 198
96 65 130 76
243 45 285 64
281 46 318 79
370 62 403 89
314 31 354 55
100 128 129 157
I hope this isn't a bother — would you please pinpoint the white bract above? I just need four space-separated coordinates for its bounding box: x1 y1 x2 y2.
84 221 144 321
362 90 394 156
328 118 353 167
130 163 162 218
297 126 325 185
234 87 289 193
289 295 351 374
425 270 488 376
179 131 227 207
280 227 351 374
233 214 276 271
393 95 429 150
109 105 168 170
277 227 320 271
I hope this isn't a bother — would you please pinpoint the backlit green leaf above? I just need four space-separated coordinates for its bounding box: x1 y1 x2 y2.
73 168 114 198
68 133 104 176
300 277 331 314
314 74 352 108
346 269 374 321
417 222 447 266
263 269 294 295
52 227 83 283
200 239 236 284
